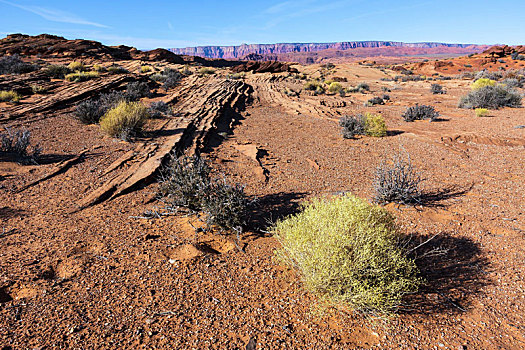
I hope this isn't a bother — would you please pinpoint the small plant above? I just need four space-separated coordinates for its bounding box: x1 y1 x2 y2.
366 97 384 106
44 64 70 78
65 71 99 82
501 78 523 88
198 67 216 75
181 66 193 76
327 82 343 94
430 84 445 94
0 128 41 163
125 81 151 101
31 85 47 94
273 194 421 316
381 94 390 101
140 65 153 73
357 82 370 91
92 64 106 72
474 70 502 81
0 90 21 103
339 115 366 139
459 85 521 109
373 151 423 205
364 113 387 137
227 72 245 80
68 61 85 72
0 54 38 75
475 108 489 117
148 101 172 118
402 105 439 122
162 68 182 90
304 80 323 91
511 52 525 61
340 113 386 138
471 78 495 90
99 101 150 141
107 65 128 74
74 100 103 124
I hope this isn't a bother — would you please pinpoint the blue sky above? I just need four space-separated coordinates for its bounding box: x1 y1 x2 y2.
1 0 524 49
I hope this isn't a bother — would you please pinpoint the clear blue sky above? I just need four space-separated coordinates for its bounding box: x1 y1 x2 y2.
1 0 524 49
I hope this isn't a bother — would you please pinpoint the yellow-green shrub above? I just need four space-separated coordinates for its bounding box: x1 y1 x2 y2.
0 90 21 102
475 108 489 117
364 113 387 137
273 194 421 315
140 65 153 73
68 61 85 72
471 78 495 90
65 71 99 82
327 82 343 94
92 64 106 72
100 101 150 140
198 67 215 75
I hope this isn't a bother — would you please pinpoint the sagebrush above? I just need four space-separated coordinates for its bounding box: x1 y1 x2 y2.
99 101 150 140
402 105 439 122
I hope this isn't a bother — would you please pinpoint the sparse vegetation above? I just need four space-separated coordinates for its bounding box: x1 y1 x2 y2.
475 108 489 117
340 113 386 138
0 90 21 103
74 100 103 124
99 101 150 140
0 128 41 163
273 193 421 316
161 68 182 90
459 85 522 109
44 64 70 78
327 82 343 94
125 81 151 101
366 96 385 106
430 84 445 94
304 80 325 94
65 71 99 82
0 54 38 75
198 67 216 75
373 151 423 205
140 65 153 73
68 61 86 72
148 101 172 118
402 104 439 122
92 64 106 72
474 70 502 81
471 78 496 90
501 78 522 89
31 84 47 94
107 65 128 74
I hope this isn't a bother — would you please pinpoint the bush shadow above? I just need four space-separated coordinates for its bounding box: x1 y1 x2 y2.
418 183 473 208
403 232 490 314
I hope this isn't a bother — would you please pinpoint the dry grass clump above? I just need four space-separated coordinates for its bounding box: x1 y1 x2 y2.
0 128 41 164
198 67 216 75
273 194 421 316
65 71 99 82
304 80 325 94
31 85 47 94
44 64 70 78
99 101 150 140
340 113 386 138
68 61 86 72
0 90 21 103
327 82 343 94
107 65 128 74
140 65 153 73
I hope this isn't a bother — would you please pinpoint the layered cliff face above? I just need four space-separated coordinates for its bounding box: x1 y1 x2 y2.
169 41 487 60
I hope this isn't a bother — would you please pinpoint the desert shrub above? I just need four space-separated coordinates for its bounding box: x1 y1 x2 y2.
373 152 423 204
366 97 384 106
44 64 70 78
158 155 211 210
150 73 165 82
107 65 128 74
181 66 193 76
282 87 299 97
475 108 489 117
364 113 387 137
327 82 343 94
92 64 106 72
99 91 129 111
501 78 523 88
198 67 216 75
201 178 250 230
382 94 390 101
472 78 496 90
430 84 445 94
125 81 151 101
474 70 502 81
74 99 103 124
357 82 370 91
511 52 525 61
140 65 153 73
304 80 322 91
459 85 521 109
68 61 85 72
402 105 439 122
158 155 250 230
0 54 38 75
339 115 366 139
0 128 41 163
162 68 182 89
381 86 391 92
322 62 335 69
31 85 47 94
273 194 421 315
0 90 21 103
99 101 150 140
227 72 244 80
65 71 99 82
148 101 172 118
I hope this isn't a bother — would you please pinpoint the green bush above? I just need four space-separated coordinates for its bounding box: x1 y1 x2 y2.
65 71 99 82
198 67 216 75
99 101 150 140
471 78 495 90
273 194 421 315
44 64 70 78
304 80 324 93
140 65 153 73
107 65 128 74
68 61 86 72
31 85 47 94
327 82 343 94
0 90 21 103
475 108 489 117
364 113 387 137
340 113 386 138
